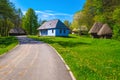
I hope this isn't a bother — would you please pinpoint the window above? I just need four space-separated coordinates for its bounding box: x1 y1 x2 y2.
60 29 62 34
64 30 66 33
52 29 54 33
44 29 47 33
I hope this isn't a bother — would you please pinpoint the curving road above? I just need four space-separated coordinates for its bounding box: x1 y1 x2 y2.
0 36 72 80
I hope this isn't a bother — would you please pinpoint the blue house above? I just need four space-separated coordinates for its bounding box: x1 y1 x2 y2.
38 19 70 36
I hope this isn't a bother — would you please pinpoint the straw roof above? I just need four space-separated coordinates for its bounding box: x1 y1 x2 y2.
89 22 103 33
38 19 69 30
80 26 88 31
97 24 112 35
9 27 25 34
72 28 79 32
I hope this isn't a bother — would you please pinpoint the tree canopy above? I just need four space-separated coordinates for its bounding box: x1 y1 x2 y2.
64 20 71 28
0 0 23 36
71 0 120 39
22 8 38 35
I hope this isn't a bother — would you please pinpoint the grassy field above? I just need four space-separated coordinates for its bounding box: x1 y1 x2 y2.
29 35 120 80
0 37 18 55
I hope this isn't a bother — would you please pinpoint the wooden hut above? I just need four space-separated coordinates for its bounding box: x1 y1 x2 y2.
97 24 112 38
72 28 79 34
89 22 103 38
9 27 26 36
79 26 88 35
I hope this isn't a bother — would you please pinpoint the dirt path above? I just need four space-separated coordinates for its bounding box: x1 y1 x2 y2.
0 36 72 80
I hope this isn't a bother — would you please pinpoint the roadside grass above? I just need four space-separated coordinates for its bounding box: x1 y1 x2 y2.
29 35 120 80
0 36 18 55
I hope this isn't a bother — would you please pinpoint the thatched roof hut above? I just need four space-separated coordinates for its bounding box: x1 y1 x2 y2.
72 28 79 34
97 24 112 38
80 26 88 31
89 22 112 38
89 22 103 34
72 26 88 35
9 27 26 35
88 22 103 38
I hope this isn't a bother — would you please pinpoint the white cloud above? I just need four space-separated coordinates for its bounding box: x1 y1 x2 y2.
22 11 27 15
22 10 73 22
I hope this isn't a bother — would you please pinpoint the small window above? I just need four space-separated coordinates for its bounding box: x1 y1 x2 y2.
60 29 62 34
52 29 54 33
64 30 66 33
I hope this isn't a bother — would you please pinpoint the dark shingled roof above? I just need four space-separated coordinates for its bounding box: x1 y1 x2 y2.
97 24 112 35
37 19 69 30
89 22 103 34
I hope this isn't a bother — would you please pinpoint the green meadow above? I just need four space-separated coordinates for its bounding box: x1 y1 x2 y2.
0 37 18 55
29 35 120 80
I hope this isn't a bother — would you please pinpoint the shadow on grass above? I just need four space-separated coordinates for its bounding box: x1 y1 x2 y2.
57 36 77 38
58 41 90 48
38 38 91 48
29 36 91 48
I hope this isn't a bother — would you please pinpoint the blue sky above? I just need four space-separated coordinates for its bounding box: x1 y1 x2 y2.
10 0 86 22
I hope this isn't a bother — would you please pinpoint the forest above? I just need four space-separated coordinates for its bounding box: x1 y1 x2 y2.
71 0 120 39
0 0 38 36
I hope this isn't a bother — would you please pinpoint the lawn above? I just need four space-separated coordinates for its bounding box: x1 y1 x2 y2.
0 36 18 55
29 35 120 80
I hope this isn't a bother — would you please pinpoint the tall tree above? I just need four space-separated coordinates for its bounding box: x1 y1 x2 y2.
22 8 38 35
14 8 23 27
112 7 120 39
0 0 15 36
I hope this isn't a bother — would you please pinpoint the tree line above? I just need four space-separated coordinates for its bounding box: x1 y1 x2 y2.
0 0 43 36
0 0 21 36
71 0 120 39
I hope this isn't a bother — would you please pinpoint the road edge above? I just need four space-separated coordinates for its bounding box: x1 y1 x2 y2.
47 44 76 80
0 44 19 57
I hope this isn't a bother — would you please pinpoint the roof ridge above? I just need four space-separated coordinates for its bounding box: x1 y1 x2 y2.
47 19 59 22
37 19 69 30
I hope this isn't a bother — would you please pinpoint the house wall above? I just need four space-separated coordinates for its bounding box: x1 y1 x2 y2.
47 29 56 36
55 29 69 36
39 29 48 36
39 29 56 36
39 28 70 36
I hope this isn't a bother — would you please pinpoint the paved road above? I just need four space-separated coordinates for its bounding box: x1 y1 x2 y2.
0 36 72 80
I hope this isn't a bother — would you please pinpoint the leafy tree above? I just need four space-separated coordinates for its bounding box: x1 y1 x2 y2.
22 8 38 35
14 8 23 27
0 0 16 36
112 7 120 39
64 20 71 27
72 0 120 39
38 19 47 26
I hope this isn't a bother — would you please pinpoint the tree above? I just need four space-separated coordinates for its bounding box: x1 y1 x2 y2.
64 20 71 28
112 7 120 39
22 8 38 35
38 19 47 26
72 0 120 39
0 0 16 36
71 11 87 30
14 8 23 27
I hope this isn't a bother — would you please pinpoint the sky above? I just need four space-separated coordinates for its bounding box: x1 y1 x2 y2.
10 0 86 22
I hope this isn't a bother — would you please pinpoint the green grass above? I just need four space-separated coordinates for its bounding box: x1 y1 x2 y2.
29 35 120 80
0 36 18 55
